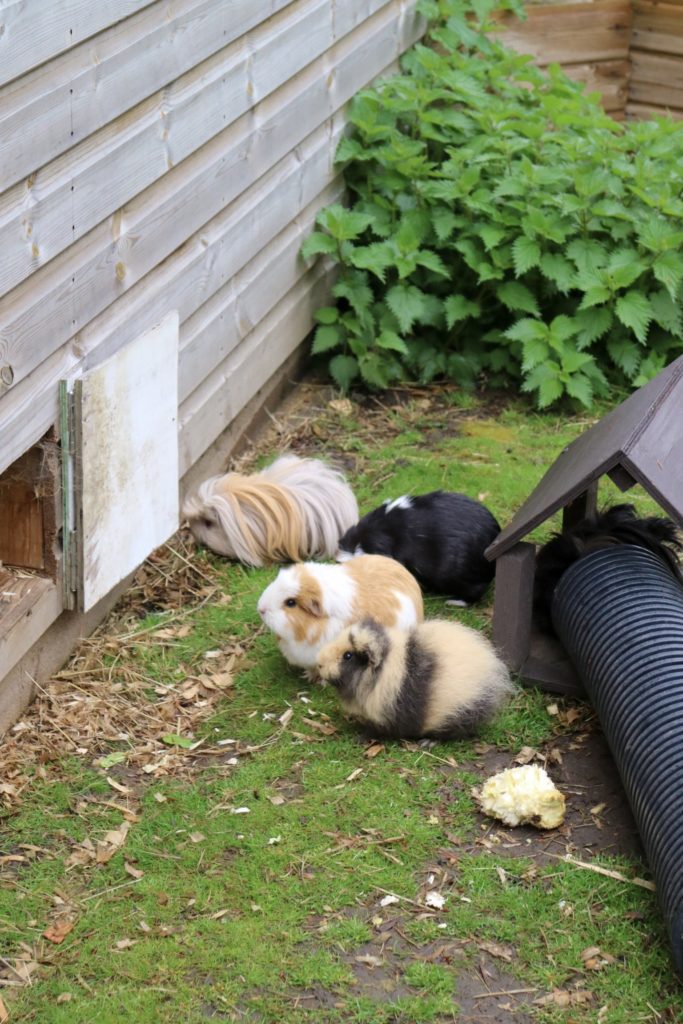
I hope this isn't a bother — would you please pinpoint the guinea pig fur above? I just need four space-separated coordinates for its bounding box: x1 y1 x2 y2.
257 554 424 670
534 503 683 634
182 454 358 566
336 491 500 604
316 617 514 740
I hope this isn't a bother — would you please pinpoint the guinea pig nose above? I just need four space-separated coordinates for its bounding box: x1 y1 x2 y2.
257 603 265 617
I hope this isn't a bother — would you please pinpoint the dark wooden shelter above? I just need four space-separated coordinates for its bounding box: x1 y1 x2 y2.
485 353 683 696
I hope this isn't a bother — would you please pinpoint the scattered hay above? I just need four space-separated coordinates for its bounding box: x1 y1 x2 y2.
0 533 248 812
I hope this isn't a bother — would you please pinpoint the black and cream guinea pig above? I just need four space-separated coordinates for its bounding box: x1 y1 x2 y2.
534 503 683 634
316 617 514 740
336 491 500 604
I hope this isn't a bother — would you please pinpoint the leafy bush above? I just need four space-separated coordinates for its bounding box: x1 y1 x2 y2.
301 0 683 407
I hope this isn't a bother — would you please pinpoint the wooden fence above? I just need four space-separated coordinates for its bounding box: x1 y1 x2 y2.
496 0 632 117
497 0 683 120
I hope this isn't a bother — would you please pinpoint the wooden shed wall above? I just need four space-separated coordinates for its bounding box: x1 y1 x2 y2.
0 0 423 712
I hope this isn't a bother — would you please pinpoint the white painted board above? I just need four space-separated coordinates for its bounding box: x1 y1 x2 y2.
72 311 179 612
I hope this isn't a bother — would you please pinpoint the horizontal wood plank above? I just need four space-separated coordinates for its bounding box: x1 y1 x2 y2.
0 571 62 682
0 0 392 299
179 179 345 403
0 0 296 194
0 0 157 89
562 58 630 108
626 100 683 117
0 0 422 401
499 27 630 63
631 50 683 87
179 263 335 473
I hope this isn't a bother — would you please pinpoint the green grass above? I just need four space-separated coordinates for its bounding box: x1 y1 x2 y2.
1 387 680 1023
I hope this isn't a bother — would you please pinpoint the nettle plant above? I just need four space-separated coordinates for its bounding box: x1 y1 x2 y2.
302 0 683 408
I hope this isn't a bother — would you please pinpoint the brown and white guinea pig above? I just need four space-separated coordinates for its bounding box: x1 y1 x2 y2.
336 491 500 605
182 454 358 566
316 617 514 740
257 555 424 671
534 503 683 634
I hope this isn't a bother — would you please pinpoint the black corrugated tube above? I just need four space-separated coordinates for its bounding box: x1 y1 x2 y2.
551 545 683 978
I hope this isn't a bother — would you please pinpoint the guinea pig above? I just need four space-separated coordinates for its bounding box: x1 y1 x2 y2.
182 454 358 566
316 617 514 740
534 503 683 634
257 554 424 671
336 491 500 604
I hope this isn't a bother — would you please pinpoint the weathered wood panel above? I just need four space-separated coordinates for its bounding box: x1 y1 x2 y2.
0 0 390 299
0 0 295 194
0 112 344 477
0 0 157 88
0 0 418 404
0 571 61 683
73 313 179 612
562 58 630 110
179 262 335 473
496 0 631 116
629 0 683 115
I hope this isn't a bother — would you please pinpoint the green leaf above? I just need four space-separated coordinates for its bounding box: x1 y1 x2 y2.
549 315 578 343
512 236 541 276
564 373 594 407
574 307 613 348
504 318 548 344
375 330 409 355
615 290 652 343
579 286 611 310
566 238 608 276
329 354 360 392
521 338 549 371
540 253 575 293
97 751 127 769
386 284 426 333
359 353 391 389
650 288 683 336
523 362 564 408
162 734 194 749
444 295 480 328
608 336 641 377
348 242 393 281
312 325 342 354
416 250 450 277
314 307 339 325
317 204 374 241
561 348 593 374
607 248 648 289
431 206 459 242
480 225 506 250
653 250 683 300
496 281 540 315
301 232 338 261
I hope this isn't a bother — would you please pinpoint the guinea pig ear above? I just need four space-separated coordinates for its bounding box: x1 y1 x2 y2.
350 620 386 668
296 592 323 617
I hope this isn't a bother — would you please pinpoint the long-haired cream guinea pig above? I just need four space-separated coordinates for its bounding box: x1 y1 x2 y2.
182 454 358 566
316 617 514 739
257 555 424 671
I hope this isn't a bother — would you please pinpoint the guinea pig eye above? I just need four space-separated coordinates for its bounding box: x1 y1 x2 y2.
201 517 214 529
343 650 353 661
285 598 297 608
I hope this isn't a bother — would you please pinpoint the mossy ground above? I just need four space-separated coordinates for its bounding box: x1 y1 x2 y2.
1 383 681 1023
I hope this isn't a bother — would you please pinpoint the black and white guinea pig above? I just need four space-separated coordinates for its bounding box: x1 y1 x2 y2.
534 503 683 634
316 617 514 740
336 491 500 604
